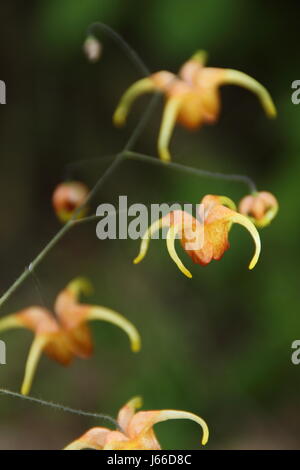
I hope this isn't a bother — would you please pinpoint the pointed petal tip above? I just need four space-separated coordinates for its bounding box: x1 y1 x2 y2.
131 336 141 353
191 50 208 65
200 419 209 446
248 257 258 270
159 148 171 162
113 108 126 127
231 213 261 271
268 104 277 118
166 225 192 279
20 383 29 396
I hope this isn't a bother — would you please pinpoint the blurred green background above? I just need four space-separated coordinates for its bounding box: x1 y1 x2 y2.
0 0 299 450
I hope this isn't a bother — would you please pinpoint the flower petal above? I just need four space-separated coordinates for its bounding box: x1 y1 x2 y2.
231 212 261 269
0 314 26 332
113 77 156 127
129 409 209 446
133 217 170 265
166 225 192 278
21 335 49 395
64 427 111 450
87 306 141 353
117 396 143 433
223 69 277 118
0 307 58 335
158 96 182 162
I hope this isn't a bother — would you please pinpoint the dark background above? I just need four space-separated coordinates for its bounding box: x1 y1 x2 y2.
0 0 299 449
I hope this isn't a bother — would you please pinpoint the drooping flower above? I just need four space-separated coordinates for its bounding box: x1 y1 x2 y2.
52 182 89 223
238 191 278 228
134 195 261 278
64 396 209 450
113 51 276 161
0 278 141 395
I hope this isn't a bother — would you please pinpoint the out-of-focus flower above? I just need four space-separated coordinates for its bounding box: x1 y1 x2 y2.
134 195 261 278
113 51 276 161
64 396 209 450
52 181 89 223
0 278 141 395
239 191 278 228
83 36 102 62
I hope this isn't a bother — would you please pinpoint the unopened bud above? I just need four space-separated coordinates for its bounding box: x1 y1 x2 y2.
83 36 102 63
52 181 89 223
239 191 278 228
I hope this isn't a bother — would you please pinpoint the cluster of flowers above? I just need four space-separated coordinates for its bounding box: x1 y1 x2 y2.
0 46 278 450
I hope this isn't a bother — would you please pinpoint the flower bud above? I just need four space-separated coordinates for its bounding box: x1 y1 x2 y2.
52 181 89 222
239 191 278 228
83 36 102 62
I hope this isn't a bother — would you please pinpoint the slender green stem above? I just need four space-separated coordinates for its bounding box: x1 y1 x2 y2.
87 22 150 76
0 152 126 309
124 150 257 192
0 75 157 310
0 388 120 429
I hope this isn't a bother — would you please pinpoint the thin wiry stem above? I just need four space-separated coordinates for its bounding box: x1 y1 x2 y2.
0 27 158 310
124 150 257 192
0 388 120 430
87 22 150 76
0 23 257 312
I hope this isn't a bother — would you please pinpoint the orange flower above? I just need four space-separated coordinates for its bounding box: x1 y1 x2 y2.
64 396 209 450
239 191 278 228
0 278 141 395
134 195 261 278
52 182 89 222
113 51 276 161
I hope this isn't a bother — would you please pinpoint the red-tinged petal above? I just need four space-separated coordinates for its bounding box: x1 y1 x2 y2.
55 277 93 320
103 431 131 450
43 332 75 365
64 427 111 450
65 319 93 358
21 331 74 395
177 91 206 129
259 191 278 207
7 307 60 334
181 204 231 266
117 396 143 434
54 279 94 357
151 71 176 91
17 308 74 363
178 51 208 85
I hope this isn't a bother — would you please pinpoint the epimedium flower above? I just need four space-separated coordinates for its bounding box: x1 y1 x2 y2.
238 191 278 228
52 181 89 223
64 396 209 450
134 195 261 278
113 51 276 162
0 278 141 395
